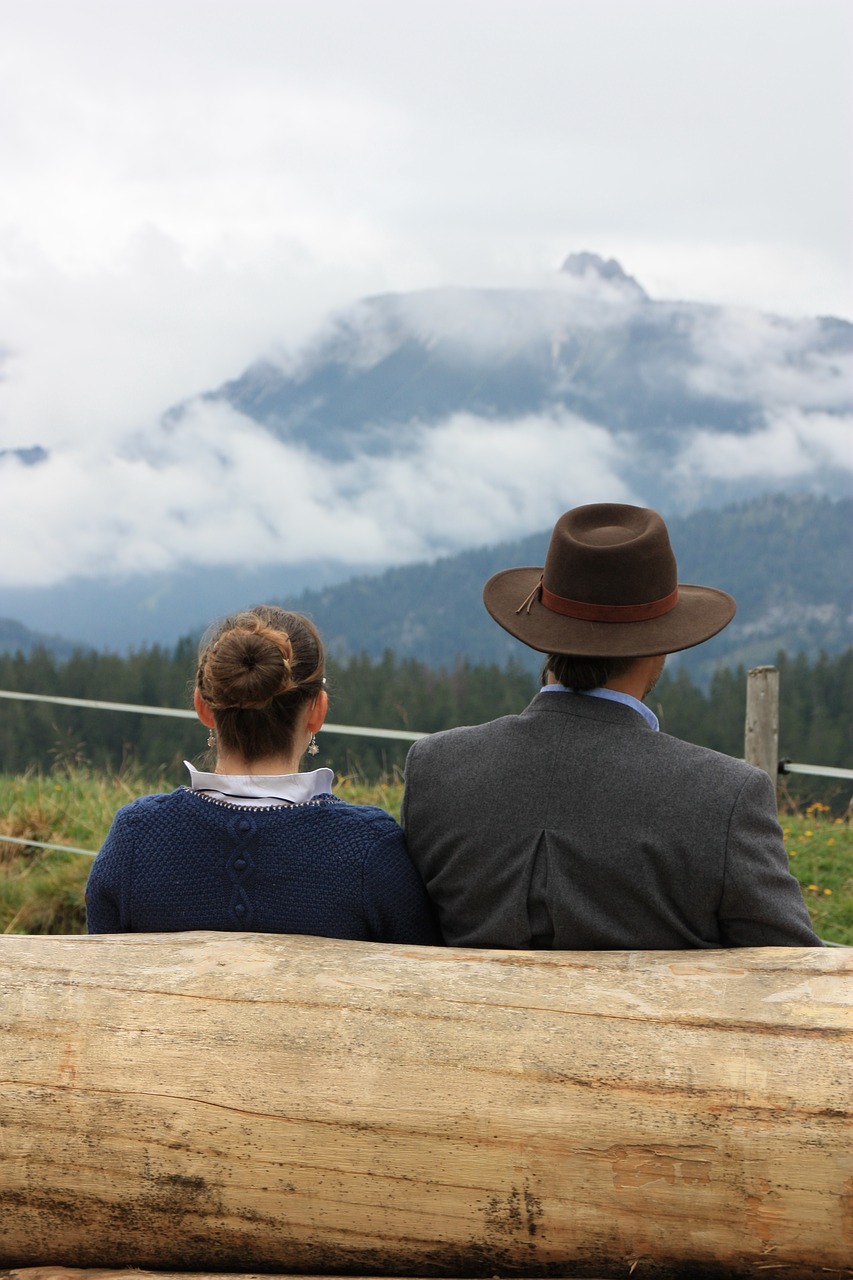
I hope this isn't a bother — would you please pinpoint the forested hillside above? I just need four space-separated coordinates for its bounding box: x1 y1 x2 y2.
0 618 77 661
286 493 852 683
0 641 849 812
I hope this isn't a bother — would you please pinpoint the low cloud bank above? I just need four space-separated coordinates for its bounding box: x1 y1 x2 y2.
676 409 852 481
1 398 849 590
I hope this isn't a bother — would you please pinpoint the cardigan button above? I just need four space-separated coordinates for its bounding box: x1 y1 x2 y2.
234 858 246 871
238 818 252 832
234 903 246 917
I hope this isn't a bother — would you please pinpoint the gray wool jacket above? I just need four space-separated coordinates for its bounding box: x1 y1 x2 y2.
401 690 821 950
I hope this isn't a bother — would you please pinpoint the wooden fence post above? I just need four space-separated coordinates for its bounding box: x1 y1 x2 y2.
744 665 780 785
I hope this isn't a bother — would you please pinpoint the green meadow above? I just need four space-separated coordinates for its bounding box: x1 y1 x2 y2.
1 767 850 944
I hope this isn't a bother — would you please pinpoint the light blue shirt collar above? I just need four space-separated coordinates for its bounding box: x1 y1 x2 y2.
540 683 659 731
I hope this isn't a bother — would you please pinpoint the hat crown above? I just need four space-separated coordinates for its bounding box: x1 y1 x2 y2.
481 501 735 658
544 504 677 608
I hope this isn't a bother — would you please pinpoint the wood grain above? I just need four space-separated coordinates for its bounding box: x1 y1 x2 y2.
3 1273 608 1280
0 933 850 1278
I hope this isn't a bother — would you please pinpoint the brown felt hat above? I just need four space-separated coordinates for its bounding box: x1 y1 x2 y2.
483 503 736 658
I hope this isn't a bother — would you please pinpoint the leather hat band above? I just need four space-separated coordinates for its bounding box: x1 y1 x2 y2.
540 581 679 623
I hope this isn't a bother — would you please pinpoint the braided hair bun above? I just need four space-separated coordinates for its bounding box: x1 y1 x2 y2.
200 620 294 710
196 606 326 763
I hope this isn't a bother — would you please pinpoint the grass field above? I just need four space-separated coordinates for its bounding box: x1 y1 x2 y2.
1 766 850 944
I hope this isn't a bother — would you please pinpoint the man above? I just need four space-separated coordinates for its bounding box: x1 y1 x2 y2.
401 503 820 949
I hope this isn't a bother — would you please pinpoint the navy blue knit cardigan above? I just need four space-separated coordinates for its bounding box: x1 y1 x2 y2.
86 787 440 944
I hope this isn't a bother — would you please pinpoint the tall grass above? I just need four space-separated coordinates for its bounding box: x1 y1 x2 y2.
780 804 853 945
0 766 153 933
1 767 850 943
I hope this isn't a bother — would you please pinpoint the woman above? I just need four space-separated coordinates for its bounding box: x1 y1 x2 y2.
86 606 439 944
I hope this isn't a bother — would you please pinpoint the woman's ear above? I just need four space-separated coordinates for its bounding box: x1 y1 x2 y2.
194 687 216 728
306 688 328 734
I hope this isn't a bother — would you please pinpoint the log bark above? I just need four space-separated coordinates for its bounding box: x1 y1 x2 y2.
2 1273 608 1280
0 933 850 1279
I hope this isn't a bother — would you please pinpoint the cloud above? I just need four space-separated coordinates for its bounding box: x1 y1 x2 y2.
686 307 853 409
0 403 635 588
0 223 403 449
296 277 647 383
675 409 853 482
0 0 850 602
1 380 848 592
334 410 636 556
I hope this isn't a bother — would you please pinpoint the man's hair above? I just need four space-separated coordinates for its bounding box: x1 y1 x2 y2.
541 653 637 692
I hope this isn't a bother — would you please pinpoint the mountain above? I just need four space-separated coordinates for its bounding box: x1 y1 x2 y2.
0 559 366 656
182 250 852 517
0 617 79 661
3 253 851 653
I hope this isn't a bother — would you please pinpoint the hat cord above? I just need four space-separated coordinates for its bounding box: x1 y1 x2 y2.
517 576 680 623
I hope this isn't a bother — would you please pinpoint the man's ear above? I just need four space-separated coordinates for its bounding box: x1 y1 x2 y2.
194 687 216 728
306 689 328 734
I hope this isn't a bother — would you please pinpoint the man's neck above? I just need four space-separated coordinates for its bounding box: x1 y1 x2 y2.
546 654 665 701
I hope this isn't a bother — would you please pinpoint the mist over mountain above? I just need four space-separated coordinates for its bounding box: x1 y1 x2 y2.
3 494 849 691
191 250 852 519
0 446 48 467
2 253 850 654
0 559 367 656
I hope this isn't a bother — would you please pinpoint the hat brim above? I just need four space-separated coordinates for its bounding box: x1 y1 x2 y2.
483 566 736 658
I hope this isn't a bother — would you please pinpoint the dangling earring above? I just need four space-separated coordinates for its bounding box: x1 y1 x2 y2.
307 733 319 757
207 729 216 749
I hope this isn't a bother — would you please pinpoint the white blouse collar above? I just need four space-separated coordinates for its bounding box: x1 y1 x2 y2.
184 762 335 806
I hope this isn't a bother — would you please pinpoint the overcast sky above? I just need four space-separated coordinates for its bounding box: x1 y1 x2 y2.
0 0 851 592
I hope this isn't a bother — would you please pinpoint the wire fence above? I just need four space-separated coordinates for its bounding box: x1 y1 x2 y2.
0 687 849 867
3 688 850 773
0 689 428 743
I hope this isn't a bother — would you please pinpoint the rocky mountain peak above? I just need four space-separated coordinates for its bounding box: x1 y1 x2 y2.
560 252 647 298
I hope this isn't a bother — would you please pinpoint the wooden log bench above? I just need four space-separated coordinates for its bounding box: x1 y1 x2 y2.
0 934 850 1280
